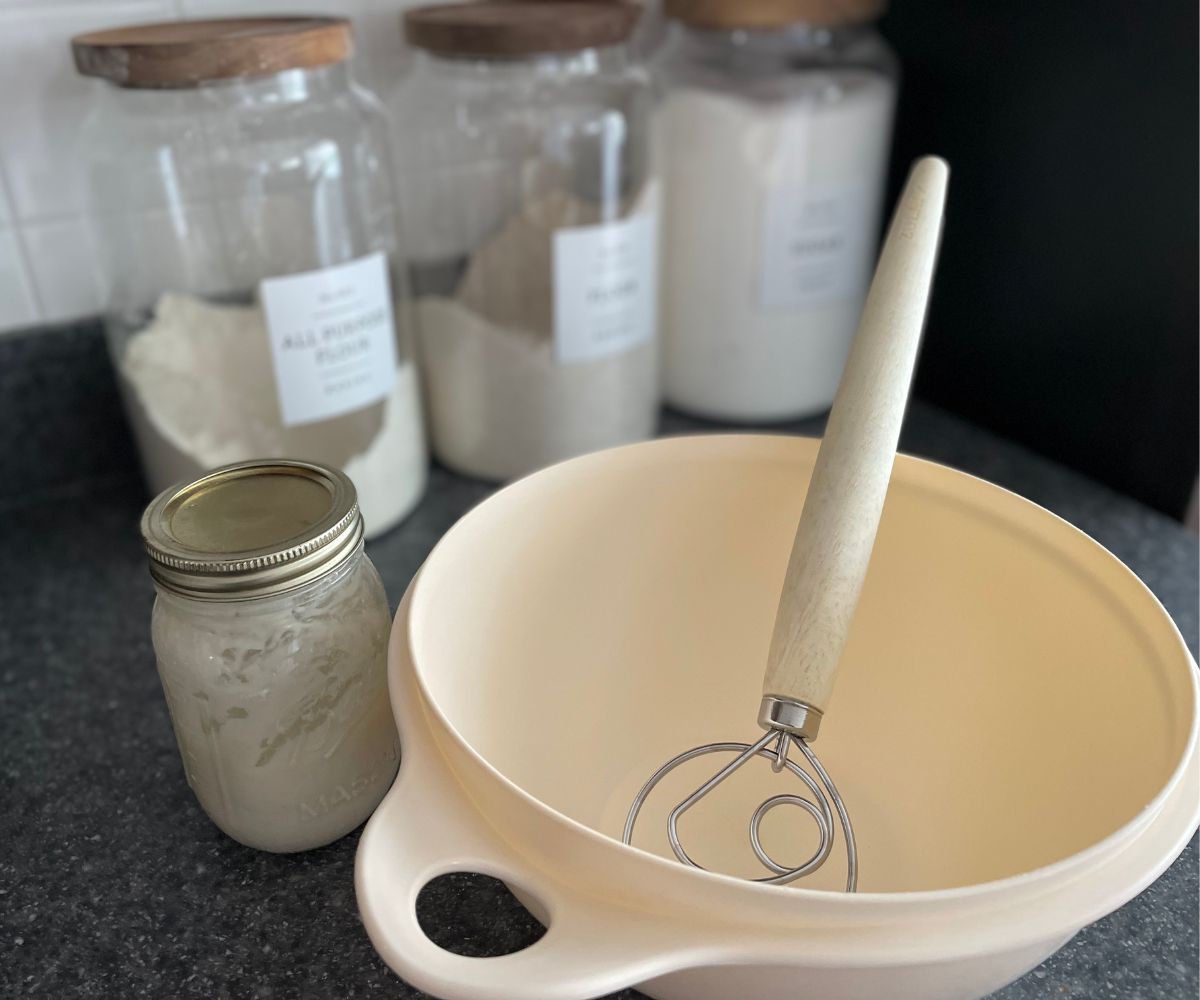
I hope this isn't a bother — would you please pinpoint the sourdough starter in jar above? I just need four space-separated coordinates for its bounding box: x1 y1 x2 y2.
141 460 398 852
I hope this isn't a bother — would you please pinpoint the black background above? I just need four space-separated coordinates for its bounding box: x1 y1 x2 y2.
879 1 1198 518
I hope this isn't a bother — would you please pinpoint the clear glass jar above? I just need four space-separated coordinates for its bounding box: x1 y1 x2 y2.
656 1 897 420
74 17 427 537
141 460 398 853
394 1 660 482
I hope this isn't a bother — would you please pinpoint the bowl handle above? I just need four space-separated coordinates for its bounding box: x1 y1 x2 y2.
356 733 702 1000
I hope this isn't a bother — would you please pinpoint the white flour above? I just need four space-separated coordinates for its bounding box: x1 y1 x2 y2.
658 73 894 420
415 296 657 481
413 185 660 481
341 368 426 533
119 292 426 537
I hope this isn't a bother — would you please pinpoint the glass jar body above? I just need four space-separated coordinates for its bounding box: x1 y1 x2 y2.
149 547 397 852
82 64 426 536
393 46 660 481
656 23 897 421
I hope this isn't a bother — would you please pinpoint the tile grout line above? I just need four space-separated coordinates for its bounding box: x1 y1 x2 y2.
0 158 45 321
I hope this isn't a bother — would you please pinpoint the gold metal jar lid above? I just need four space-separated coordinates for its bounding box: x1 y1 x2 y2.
140 459 363 601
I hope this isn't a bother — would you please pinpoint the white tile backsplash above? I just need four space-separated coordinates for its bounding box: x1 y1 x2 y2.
0 170 14 227
22 215 103 321
0 0 420 334
0 228 41 329
0 1 176 224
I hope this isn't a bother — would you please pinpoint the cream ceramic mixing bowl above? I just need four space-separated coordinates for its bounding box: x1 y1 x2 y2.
356 434 1199 1000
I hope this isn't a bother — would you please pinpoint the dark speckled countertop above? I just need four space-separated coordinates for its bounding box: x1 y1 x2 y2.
1 322 1197 999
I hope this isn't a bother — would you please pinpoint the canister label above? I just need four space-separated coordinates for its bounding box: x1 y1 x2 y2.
552 203 658 364
260 251 398 426
758 183 872 310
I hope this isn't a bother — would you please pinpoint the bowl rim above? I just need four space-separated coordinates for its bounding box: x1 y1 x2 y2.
405 434 1200 910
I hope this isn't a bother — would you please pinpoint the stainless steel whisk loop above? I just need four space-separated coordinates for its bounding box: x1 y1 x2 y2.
622 718 858 891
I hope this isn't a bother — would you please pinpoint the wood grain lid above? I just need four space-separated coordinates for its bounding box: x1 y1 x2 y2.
404 1 641 57
72 17 353 88
664 0 885 29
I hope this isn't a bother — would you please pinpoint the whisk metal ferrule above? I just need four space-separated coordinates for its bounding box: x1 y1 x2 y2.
758 695 823 741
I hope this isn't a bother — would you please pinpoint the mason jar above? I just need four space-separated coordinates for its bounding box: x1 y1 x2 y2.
656 0 897 421
394 1 660 482
140 459 398 853
73 17 427 537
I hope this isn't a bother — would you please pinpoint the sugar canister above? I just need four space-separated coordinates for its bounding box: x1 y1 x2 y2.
140 460 398 853
394 1 660 482
73 18 427 538
657 0 897 420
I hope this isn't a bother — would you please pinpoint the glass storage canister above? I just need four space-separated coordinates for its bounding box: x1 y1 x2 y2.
140 459 398 853
73 18 427 538
394 1 660 482
656 0 897 421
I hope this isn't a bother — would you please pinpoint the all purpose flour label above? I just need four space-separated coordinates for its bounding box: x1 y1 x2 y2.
758 183 871 310
260 251 398 426
552 204 658 365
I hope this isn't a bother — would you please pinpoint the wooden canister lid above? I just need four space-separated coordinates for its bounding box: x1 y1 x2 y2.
404 1 641 58
72 17 353 88
664 0 885 30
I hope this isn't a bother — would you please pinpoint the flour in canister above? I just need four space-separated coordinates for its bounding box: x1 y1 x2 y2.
119 292 426 537
413 184 660 482
658 72 894 420
415 297 657 481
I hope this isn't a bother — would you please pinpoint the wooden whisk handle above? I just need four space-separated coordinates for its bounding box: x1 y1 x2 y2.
761 156 949 737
